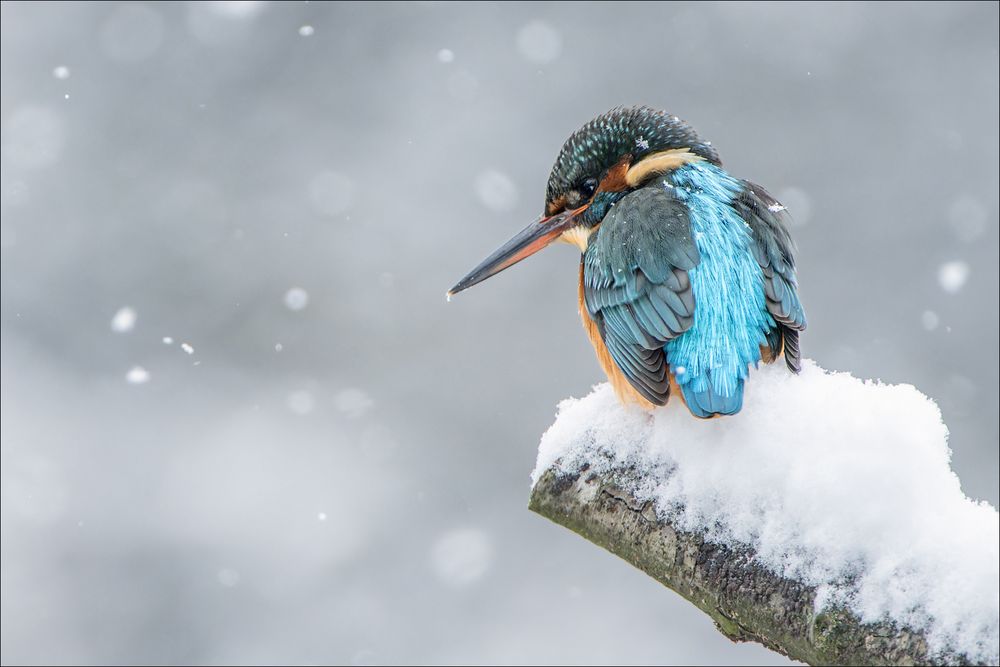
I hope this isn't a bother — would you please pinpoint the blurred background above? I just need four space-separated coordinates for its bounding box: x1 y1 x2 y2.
1 2 997 664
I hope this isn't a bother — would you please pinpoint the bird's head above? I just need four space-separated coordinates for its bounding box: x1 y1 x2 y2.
448 105 719 298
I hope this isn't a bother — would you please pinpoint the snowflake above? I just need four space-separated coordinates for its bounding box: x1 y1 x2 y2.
768 203 787 213
635 136 649 150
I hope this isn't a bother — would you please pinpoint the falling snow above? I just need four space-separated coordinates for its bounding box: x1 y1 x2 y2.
287 390 315 415
206 1 266 19
0 5 994 666
475 169 519 212
948 194 988 242
110 307 137 333
125 366 150 384
515 20 562 64
100 3 164 62
938 261 970 293
187 1 266 47
334 388 374 418
922 310 940 331
284 287 309 311
3 106 64 170
775 187 812 226
430 528 493 587
216 568 240 587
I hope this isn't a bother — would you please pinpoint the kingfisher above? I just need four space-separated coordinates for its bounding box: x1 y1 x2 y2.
448 106 806 418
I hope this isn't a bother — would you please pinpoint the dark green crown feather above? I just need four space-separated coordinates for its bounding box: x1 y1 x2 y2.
545 105 721 204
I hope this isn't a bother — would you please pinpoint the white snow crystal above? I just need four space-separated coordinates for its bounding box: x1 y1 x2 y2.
110 306 137 333
125 366 150 384
948 194 988 243
775 186 812 226
921 310 940 331
100 3 164 62
216 568 240 587
274 342 283 352
298 24 314 36
207 1 266 18
437 48 454 63
317 511 327 522
187 2 264 46
475 169 519 213
430 528 493 586
334 388 374 418
287 390 315 415
516 20 562 64
2 106 65 170
162 336 174 344
635 136 650 150
532 360 998 664
308 170 355 216
180 342 194 355
283 287 309 311
937 261 970 293
52 66 71 80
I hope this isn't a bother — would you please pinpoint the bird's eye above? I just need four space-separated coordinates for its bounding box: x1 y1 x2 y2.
580 178 598 199
563 178 599 212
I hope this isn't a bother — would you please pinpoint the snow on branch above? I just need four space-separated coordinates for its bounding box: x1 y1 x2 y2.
529 361 998 666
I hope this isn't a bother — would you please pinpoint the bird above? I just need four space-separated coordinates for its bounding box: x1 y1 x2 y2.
447 106 806 418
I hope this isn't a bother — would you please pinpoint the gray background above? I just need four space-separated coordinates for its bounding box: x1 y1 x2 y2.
2 2 997 665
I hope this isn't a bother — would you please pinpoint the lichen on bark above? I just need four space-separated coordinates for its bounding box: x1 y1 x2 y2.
529 466 981 666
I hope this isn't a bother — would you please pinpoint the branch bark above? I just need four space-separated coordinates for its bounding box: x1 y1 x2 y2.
529 465 981 666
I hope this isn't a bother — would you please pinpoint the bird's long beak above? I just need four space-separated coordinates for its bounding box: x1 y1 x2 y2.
447 209 579 298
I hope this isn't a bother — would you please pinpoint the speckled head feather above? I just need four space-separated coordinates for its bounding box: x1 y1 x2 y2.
545 105 721 205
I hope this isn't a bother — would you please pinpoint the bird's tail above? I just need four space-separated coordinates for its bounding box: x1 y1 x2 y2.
680 374 744 418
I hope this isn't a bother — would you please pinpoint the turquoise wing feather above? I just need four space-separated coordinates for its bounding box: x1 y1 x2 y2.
733 181 807 372
582 187 699 405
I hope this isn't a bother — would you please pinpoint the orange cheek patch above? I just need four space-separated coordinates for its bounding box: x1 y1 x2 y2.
597 157 632 193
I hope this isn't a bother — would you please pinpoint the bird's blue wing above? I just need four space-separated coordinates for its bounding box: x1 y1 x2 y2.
582 187 699 405
733 181 807 372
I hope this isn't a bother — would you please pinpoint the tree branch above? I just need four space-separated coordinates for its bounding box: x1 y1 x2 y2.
529 465 982 666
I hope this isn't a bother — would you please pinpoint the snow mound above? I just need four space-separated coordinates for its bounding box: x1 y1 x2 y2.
532 360 999 664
